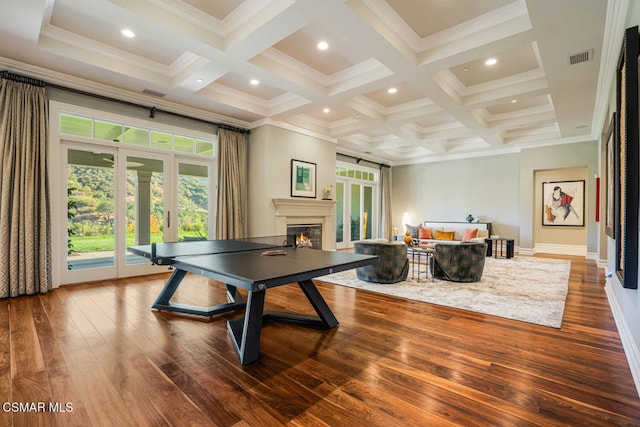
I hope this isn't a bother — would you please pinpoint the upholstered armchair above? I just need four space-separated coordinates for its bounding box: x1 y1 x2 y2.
431 242 487 282
353 240 409 284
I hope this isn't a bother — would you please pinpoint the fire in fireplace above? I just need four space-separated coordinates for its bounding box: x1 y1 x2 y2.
287 224 322 249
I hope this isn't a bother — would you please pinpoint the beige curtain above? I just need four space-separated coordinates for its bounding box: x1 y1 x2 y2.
0 77 52 298
216 128 248 239
379 166 393 240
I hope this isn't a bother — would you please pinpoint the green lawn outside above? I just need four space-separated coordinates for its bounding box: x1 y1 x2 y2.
70 233 164 252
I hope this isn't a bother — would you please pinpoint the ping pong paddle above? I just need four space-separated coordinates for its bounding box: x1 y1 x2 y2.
261 250 287 256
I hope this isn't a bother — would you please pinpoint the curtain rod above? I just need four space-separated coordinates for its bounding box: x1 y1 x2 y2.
1 71 45 87
1 70 250 134
337 152 390 169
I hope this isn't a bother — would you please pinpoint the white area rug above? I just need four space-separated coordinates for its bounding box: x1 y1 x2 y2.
318 256 571 328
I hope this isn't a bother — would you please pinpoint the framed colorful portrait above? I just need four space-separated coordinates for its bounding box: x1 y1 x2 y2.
542 180 585 226
291 159 316 198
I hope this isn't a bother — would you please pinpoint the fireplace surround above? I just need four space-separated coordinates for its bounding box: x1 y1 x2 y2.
272 198 336 251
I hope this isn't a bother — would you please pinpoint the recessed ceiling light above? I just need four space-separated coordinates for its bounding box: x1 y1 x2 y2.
387 87 397 94
485 58 497 66
463 67 470 72
317 41 329 50
249 79 260 86
511 99 517 103
196 78 203 83
121 29 135 38
323 107 330 114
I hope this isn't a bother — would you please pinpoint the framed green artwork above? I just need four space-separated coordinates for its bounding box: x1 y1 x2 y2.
291 159 316 198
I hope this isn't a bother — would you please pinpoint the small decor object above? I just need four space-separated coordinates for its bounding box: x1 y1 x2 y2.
403 230 413 245
362 211 368 239
542 180 585 226
466 214 474 223
291 159 316 198
322 184 333 200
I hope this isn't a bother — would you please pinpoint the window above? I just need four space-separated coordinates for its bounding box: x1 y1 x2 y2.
59 113 216 157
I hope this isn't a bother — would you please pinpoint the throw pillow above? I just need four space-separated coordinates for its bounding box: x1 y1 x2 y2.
434 230 455 241
405 224 419 238
462 228 478 242
418 226 432 239
476 229 489 238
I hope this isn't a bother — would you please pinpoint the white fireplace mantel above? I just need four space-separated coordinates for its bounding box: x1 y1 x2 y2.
272 198 336 250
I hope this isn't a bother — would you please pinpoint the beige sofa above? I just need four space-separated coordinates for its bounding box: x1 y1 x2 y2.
406 221 491 246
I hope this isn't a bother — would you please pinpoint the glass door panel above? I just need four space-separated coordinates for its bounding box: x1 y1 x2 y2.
334 174 378 249
350 184 361 241
335 182 345 246
66 149 115 271
125 155 165 265
363 185 373 239
178 162 209 241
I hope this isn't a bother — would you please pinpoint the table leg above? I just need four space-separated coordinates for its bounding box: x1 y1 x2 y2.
485 239 493 257
151 268 246 317
506 240 514 259
229 280 339 364
227 289 265 365
298 279 339 328
263 280 339 328
152 268 187 309
411 251 416 279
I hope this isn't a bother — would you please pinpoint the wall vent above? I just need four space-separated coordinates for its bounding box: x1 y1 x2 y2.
142 89 166 97
569 49 593 65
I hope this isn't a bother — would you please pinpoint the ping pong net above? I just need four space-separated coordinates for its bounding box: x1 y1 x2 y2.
147 235 292 265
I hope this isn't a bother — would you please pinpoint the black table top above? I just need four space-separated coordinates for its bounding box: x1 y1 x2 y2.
173 247 376 288
129 237 288 264
128 239 378 291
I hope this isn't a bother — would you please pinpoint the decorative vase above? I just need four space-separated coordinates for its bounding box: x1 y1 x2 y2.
403 230 413 245
466 214 474 223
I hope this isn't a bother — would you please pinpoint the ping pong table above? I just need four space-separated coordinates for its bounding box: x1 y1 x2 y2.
128 237 378 364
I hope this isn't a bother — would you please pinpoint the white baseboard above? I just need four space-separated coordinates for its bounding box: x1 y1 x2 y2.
518 246 602 266
535 243 587 256
518 247 535 256
585 251 599 261
604 280 640 398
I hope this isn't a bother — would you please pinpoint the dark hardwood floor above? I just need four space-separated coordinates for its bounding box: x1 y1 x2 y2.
1 255 639 426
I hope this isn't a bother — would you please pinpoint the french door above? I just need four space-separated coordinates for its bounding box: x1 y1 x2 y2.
120 149 172 276
335 179 377 249
63 144 212 283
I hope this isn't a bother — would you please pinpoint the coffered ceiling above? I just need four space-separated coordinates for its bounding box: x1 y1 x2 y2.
0 0 621 165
